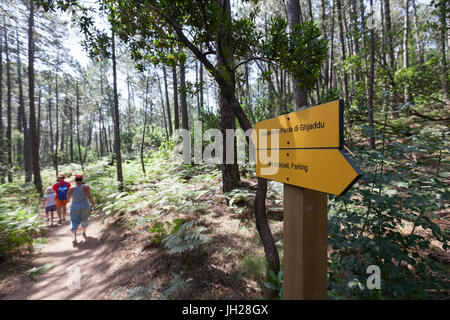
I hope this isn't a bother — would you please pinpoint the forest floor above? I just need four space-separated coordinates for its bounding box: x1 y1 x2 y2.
0 165 284 300
0 214 121 299
0 150 448 300
2 196 447 300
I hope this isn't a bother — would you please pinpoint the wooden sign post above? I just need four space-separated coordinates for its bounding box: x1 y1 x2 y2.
283 185 327 299
253 100 361 300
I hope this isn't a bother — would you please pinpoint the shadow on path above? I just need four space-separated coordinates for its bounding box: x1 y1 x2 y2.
2 214 120 300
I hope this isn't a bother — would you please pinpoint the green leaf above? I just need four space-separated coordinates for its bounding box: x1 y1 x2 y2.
264 282 278 290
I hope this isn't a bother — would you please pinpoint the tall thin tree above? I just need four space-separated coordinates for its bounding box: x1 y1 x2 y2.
75 81 83 170
403 0 410 102
412 0 424 65
384 0 397 118
162 64 173 136
286 0 308 108
437 0 449 105
4 25 12 182
54 68 59 176
16 29 32 182
69 98 74 162
0 31 4 184
172 65 180 130
140 75 149 174
336 0 349 105
111 30 124 190
179 54 189 131
28 0 42 194
157 74 169 140
368 0 376 150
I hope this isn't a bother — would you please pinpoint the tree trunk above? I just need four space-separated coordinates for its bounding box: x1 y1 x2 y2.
321 0 329 89
343 3 353 65
140 76 149 175
76 82 84 171
179 56 189 131
368 0 376 150
403 0 410 102
172 65 180 130
216 0 240 193
157 75 169 140
48 81 55 170
254 177 280 295
350 0 360 82
16 32 24 162
100 63 109 154
199 44 204 115
54 71 59 176
195 59 200 116
412 0 424 65
359 0 369 103
205 76 210 111
37 86 41 150
60 99 66 153
95 132 99 158
438 0 449 105
5 26 12 182
217 83 240 193
336 0 349 105
69 98 74 162
328 4 335 91
98 103 104 157
287 0 308 108
298 0 304 24
162 64 173 136
307 0 313 21
111 31 124 190
0 34 4 184
384 0 397 118
108 123 113 155
16 29 32 182
28 0 42 195
126 71 131 134
245 63 252 102
83 117 94 163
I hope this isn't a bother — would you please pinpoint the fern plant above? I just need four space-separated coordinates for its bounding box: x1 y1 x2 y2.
162 219 208 254
160 271 193 299
127 272 192 300
224 188 255 214
127 285 150 300
27 263 53 281
150 219 182 245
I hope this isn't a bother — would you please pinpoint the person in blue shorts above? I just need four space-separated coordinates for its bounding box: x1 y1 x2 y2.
41 187 58 226
67 174 96 247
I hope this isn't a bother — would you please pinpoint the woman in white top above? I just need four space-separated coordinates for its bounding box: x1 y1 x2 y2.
41 186 58 226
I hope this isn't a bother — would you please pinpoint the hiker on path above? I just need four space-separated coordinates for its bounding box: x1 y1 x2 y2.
67 174 96 247
41 187 58 226
53 174 71 223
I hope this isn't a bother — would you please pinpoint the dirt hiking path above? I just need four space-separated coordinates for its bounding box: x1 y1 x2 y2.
4 215 118 300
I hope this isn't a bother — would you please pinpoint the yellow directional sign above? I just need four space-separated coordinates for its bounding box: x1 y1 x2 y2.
253 100 343 150
256 149 361 196
254 99 361 195
254 100 361 299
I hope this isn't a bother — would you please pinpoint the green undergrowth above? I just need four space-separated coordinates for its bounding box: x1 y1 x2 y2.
0 184 45 260
327 117 449 299
1 120 448 300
